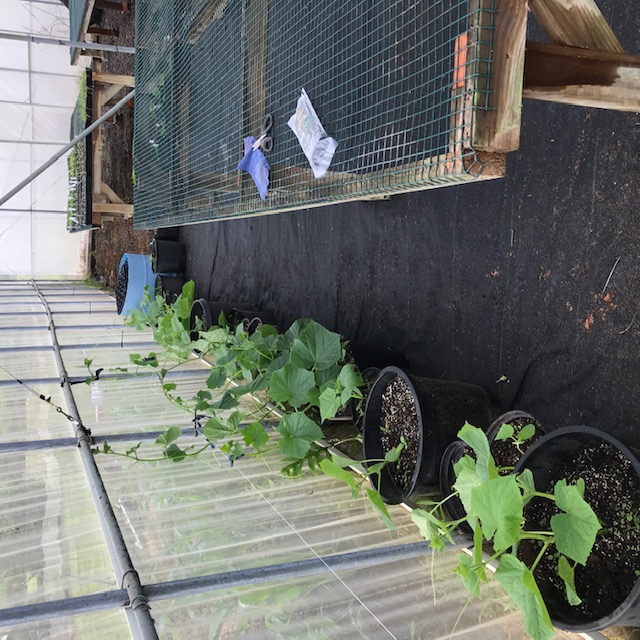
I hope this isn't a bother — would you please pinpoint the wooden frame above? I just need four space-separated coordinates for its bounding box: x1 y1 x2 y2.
90 60 135 226
523 0 640 113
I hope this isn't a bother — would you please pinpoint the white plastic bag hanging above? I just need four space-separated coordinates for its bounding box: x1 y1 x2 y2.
287 88 338 179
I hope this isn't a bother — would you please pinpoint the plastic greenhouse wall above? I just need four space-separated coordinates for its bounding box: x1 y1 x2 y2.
0 280 594 639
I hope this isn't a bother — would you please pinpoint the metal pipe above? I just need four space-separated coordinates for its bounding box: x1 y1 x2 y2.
0 429 194 454
0 341 156 353
0 422 280 454
32 282 159 640
146 541 437 599
0 90 135 209
0 589 128 626
0 30 136 54
0 367 208 387
0 542 435 626
0 324 140 330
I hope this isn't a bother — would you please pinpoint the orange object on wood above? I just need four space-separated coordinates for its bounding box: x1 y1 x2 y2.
453 33 468 91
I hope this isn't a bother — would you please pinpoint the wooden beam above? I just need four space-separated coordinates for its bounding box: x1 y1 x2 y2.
99 83 124 107
93 73 135 88
93 203 134 217
470 0 528 153
100 181 125 204
523 42 640 112
189 0 229 45
72 0 97 65
240 0 268 197
529 0 623 53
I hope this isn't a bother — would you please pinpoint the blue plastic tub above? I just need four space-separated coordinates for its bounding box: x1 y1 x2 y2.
118 253 156 316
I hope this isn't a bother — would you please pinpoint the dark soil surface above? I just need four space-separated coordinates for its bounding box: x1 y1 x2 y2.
520 443 640 623
380 375 419 492
490 415 546 473
94 218 154 288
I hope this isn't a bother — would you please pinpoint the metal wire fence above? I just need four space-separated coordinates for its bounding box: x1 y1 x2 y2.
67 69 93 233
68 0 87 64
133 0 495 227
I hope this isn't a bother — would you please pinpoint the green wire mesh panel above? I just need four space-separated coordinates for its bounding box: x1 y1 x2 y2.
67 69 93 233
68 0 88 64
133 0 495 228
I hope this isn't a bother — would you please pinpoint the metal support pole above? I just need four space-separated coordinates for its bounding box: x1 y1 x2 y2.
0 429 194 454
0 341 156 353
32 282 159 640
0 90 135 209
0 542 438 626
0 30 135 54
0 367 208 387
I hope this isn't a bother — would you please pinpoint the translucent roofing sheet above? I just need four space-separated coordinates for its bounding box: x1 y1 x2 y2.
56 325 147 346
0 303 44 313
0 313 46 328
47 301 116 312
96 439 420 585
52 313 126 328
0 384 72 443
150 555 522 639
0 348 58 381
0 607 129 639
0 449 116 608
72 367 256 436
0 329 51 348
61 344 160 377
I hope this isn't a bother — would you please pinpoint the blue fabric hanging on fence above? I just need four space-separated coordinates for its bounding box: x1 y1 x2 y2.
237 136 270 200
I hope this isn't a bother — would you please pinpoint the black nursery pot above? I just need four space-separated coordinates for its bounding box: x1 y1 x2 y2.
151 238 186 274
362 366 498 506
189 299 275 340
439 441 473 536
155 275 185 304
155 226 180 241
514 426 640 632
348 344 409 371
440 410 548 536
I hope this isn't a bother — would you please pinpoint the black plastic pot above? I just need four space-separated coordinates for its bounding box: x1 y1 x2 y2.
348 367 381 431
362 366 498 506
155 226 180 241
440 410 548 535
439 440 473 536
155 275 185 304
189 299 275 340
514 426 640 632
348 344 409 371
486 410 548 443
151 238 186 274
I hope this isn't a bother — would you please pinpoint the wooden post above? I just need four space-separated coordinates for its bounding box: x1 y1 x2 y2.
87 26 119 37
529 0 623 54
240 0 268 197
93 73 135 88
93 203 133 217
523 42 640 112
470 0 529 153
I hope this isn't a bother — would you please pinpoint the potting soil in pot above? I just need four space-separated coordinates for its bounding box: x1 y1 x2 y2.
115 261 129 314
491 416 546 474
520 442 640 621
380 375 419 493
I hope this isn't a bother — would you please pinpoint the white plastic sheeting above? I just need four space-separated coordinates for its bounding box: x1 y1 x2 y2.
0 449 117 607
0 0 87 278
